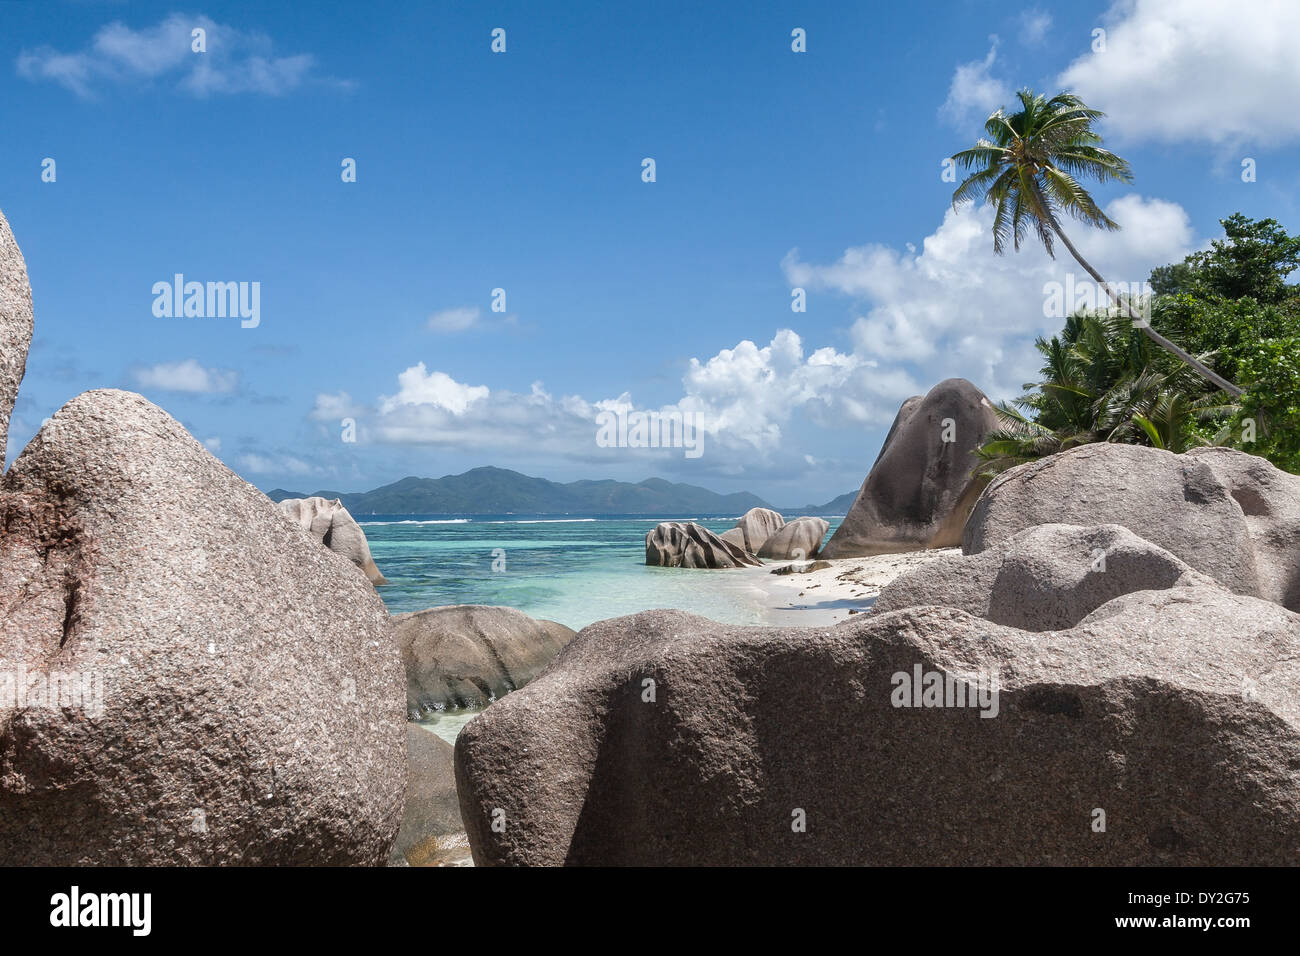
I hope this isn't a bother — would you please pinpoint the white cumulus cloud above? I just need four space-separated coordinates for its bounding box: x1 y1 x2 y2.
305 194 1198 476
313 329 919 468
379 363 490 416
783 194 1197 399
1059 0 1300 146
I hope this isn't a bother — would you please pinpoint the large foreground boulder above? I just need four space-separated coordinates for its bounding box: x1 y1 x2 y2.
0 207 34 465
724 507 785 553
0 389 407 864
391 725 469 866
875 523 1215 630
757 516 829 560
963 443 1267 601
820 378 999 558
455 589 1300 865
395 604 576 716
279 495 388 586
645 521 762 569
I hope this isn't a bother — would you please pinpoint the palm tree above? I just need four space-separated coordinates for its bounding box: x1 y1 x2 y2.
951 89 1243 396
974 311 1237 477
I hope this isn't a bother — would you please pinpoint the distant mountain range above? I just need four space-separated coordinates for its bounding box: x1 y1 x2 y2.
804 490 858 515
267 465 855 516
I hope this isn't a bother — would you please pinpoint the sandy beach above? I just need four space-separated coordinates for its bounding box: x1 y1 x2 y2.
733 549 959 627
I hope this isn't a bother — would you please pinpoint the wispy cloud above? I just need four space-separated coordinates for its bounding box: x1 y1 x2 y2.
425 305 521 334
237 451 316 476
426 306 482 333
132 358 238 393
16 13 349 98
1018 9 1052 46
939 36 1011 127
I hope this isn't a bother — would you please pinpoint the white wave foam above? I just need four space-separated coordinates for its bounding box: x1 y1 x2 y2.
491 518 599 524
359 518 473 526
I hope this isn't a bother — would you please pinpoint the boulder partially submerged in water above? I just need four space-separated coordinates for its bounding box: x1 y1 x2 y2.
455 588 1300 865
875 523 1215 630
279 495 388 586
722 507 785 554
820 378 999 558
0 389 407 865
718 527 748 551
645 521 762 569
395 604 576 716
757 516 829 560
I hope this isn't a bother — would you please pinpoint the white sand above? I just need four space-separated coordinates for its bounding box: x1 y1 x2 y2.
732 549 958 628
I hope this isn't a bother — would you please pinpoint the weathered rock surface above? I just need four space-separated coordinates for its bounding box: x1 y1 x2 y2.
279 495 388 585
757 516 829 560
395 604 576 716
391 725 469 866
963 443 1263 599
455 588 1300 865
645 521 762 569
820 378 999 558
770 559 833 575
719 527 748 551
0 389 407 865
875 523 1215 630
726 507 785 553
1185 446 1300 611
0 207 34 466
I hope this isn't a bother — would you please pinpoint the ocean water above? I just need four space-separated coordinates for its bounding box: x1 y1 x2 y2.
365 513 843 631
367 513 843 746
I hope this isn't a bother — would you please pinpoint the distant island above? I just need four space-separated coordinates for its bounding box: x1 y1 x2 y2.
267 465 854 516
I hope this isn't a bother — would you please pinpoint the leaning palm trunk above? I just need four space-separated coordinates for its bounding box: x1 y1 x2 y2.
953 91 1245 397
1047 220 1243 397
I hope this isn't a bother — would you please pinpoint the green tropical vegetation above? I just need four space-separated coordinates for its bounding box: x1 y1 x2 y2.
948 87 1298 476
976 213 1300 476
951 89 1241 395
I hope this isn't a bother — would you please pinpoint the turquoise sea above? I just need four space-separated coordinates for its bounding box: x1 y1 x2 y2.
365 513 844 630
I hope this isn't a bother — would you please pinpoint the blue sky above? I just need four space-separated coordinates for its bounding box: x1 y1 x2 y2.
3 0 1298 505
